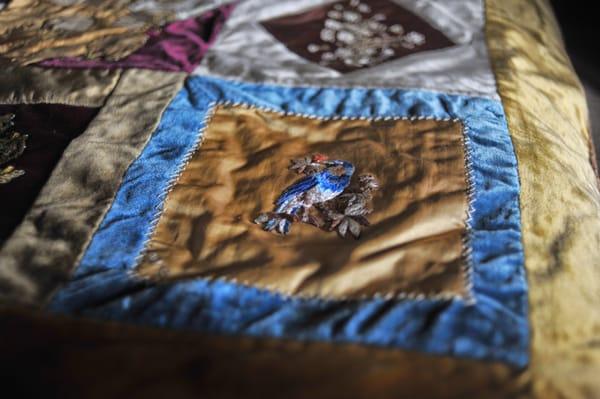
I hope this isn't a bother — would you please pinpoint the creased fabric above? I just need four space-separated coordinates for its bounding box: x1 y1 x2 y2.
486 0 600 397
0 104 99 243
0 0 232 65
38 4 235 73
0 69 185 305
49 76 527 367
194 0 499 98
0 64 120 106
137 105 469 299
0 304 528 399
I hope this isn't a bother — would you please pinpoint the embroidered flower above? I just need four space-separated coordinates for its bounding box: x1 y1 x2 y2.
306 0 428 69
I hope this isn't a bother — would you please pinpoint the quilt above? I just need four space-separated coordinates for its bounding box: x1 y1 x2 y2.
1 1 599 398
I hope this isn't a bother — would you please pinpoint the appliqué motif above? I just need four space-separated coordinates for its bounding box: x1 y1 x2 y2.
255 153 380 238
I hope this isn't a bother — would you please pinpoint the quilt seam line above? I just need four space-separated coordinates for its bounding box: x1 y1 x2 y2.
131 100 476 304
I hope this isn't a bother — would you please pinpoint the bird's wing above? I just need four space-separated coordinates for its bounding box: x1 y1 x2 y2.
275 175 319 207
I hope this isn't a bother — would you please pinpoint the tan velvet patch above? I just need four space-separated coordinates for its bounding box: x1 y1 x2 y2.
137 104 469 300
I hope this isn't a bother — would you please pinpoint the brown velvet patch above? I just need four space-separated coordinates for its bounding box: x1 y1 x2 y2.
137 104 470 300
0 104 99 243
261 0 455 73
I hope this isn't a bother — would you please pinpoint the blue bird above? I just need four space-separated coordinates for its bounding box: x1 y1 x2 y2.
256 157 355 235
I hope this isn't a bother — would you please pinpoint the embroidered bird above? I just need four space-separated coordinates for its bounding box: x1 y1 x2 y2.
255 154 355 235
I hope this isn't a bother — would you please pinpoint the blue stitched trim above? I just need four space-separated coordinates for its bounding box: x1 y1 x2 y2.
49 76 529 367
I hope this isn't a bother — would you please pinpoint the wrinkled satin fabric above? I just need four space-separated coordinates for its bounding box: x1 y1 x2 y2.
38 4 234 73
487 0 600 397
0 64 120 106
0 70 185 305
0 104 99 243
138 105 468 299
194 0 498 98
50 76 527 368
0 0 232 65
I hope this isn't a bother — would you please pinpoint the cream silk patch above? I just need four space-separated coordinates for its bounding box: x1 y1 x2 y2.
136 104 470 300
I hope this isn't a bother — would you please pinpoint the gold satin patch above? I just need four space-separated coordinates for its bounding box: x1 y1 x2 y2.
487 0 600 396
0 0 179 65
137 105 470 300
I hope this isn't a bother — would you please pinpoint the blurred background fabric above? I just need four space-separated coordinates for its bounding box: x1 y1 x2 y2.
551 0 600 159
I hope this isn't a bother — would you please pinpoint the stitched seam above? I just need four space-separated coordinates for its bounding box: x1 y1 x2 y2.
192 72 500 100
132 102 218 269
132 100 475 304
461 122 477 304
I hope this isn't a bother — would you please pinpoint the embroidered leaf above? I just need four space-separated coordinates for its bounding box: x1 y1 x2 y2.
254 213 270 224
0 113 27 184
0 113 15 132
348 218 362 238
337 218 349 237
0 166 25 184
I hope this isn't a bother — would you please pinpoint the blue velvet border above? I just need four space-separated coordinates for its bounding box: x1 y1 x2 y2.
49 76 529 367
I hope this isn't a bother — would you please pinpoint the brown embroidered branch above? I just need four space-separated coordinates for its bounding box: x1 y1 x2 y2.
0 113 27 184
317 173 380 238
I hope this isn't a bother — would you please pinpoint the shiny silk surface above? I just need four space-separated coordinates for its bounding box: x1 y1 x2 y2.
194 0 499 99
0 64 120 106
0 70 186 305
0 0 229 65
137 105 468 299
487 0 600 397
50 76 527 367
38 5 234 73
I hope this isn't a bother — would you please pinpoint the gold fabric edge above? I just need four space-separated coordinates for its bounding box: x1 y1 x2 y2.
486 0 600 397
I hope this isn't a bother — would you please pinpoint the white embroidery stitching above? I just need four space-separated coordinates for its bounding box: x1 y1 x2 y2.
307 0 426 69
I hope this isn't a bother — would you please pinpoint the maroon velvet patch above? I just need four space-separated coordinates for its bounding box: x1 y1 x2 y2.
0 104 99 243
261 0 455 73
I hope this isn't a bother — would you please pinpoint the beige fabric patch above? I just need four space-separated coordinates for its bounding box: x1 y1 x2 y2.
0 0 233 65
0 69 186 306
0 64 120 107
137 104 470 300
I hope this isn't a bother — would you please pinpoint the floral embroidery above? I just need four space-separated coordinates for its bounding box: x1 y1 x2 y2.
255 153 379 238
307 0 426 69
261 0 454 74
0 114 27 184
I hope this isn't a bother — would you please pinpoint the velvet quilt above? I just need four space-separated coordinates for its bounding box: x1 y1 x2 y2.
1 1 599 398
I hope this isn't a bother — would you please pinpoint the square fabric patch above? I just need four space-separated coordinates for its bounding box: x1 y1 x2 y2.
261 0 454 73
51 76 528 367
137 105 469 299
0 104 99 242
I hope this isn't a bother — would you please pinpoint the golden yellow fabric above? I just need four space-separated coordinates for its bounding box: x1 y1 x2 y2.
138 105 470 300
0 0 178 65
486 0 600 397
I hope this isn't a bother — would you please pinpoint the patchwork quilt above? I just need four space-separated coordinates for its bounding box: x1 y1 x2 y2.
1 0 599 398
